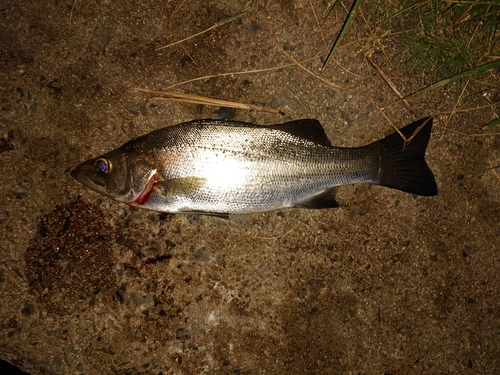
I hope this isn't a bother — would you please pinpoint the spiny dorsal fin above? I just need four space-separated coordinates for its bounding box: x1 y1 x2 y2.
270 119 332 147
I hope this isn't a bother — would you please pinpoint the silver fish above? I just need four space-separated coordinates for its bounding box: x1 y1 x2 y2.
71 117 437 215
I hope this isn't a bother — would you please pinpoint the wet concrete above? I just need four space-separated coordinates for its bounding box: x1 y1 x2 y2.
1 0 499 374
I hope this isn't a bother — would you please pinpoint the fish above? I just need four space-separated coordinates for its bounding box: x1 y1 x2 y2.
71 117 437 215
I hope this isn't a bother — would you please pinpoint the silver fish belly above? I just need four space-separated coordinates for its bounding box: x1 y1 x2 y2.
71 118 437 214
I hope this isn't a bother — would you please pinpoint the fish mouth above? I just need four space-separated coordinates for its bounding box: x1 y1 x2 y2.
71 168 105 188
71 163 110 196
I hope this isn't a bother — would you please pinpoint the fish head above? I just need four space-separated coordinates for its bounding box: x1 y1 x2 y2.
71 144 156 204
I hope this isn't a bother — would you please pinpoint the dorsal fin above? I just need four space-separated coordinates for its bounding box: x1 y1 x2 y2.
270 119 332 147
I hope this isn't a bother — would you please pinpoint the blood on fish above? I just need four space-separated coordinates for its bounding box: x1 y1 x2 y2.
130 173 157 206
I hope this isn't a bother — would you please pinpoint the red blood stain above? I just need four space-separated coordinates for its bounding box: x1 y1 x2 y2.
130 173 157 206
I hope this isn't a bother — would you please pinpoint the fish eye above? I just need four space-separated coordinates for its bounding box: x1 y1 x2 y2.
95 158 112 174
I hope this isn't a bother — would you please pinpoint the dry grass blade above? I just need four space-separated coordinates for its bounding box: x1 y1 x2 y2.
432 100 500 115
163 57 320 89
369 98 431 145
366 56 415 114
155 0 187 37
155 2 253 51
68 0 76 31
266 32 362 94
155 1 170 37
309 0 327 48
440 77 472 138
433 123 500 137
133 88 284 115
405 117 432 146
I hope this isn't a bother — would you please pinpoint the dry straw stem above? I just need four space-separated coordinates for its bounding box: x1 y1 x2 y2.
162 50 363 90
434 101 500 115
369 98 400 134
69 0 76 30
366 56 415 114
133 88 284 115
155 0 188 38
266 32 364 95
309 0 327 49
371 107 500 139
156 0 195 63
155 2 253 51
369 99 435 148
433 122 500 137
439 77 473 138
163 57 321 90
369 97 420 145
434 100 500 130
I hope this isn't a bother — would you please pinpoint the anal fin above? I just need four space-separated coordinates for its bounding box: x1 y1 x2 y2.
294 188 340 209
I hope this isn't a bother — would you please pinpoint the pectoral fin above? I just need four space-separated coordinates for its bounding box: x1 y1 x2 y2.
294 188 340 209
156 177 207 196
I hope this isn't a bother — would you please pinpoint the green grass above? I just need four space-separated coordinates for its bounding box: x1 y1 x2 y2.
326 0 499 81
391 0 499 77
324 0 499 126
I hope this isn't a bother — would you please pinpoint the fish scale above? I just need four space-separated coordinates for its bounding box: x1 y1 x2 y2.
148 126 371 213
72 118 437 215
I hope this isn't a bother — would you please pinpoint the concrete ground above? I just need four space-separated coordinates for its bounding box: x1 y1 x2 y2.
1 0 499 374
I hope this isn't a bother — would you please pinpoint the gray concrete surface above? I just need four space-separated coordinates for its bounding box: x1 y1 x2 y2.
1 1 499 374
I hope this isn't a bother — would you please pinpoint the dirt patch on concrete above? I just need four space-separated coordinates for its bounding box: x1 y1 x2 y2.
25 199 117 316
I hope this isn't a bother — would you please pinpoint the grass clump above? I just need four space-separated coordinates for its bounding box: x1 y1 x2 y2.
396 0 500 77
328 0 499 79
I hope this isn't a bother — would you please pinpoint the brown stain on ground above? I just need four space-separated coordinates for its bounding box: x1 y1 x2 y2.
24 199 117 315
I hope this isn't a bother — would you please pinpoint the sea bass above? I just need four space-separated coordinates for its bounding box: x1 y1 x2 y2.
71 117 437 215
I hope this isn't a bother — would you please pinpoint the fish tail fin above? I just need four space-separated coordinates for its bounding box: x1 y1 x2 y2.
371 117 437 196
